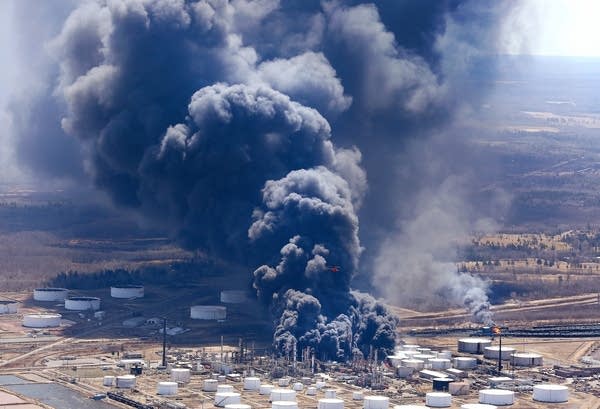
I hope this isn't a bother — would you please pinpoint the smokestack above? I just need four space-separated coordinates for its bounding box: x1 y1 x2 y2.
162 317 167 368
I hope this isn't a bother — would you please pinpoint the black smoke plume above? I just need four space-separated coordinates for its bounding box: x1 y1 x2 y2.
8 0 521 357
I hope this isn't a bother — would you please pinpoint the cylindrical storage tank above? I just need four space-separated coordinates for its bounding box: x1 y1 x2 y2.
278 378 290 387
190 305 227 320
0 301 18 314
103 376 115 386
413 354 436 363
244 377 261 391
301 377 311 385
511 352 543 367
401 359 424 370
292 382 303 391
425 392 452 408
110 285 144 299
479 389 514 405
215 392 241 407
217 385 234 393
272 402 298 409
33 288 68 302
157 381 178 395
453 357 477 369
270 389 296 402
417 347 432 353
387 355 406 367
171 368 191 383
483 346 515 361
218 375 227 382
432 378 453 392
324 389 336 398
437 351 452 359
225 405 252 409
397 366 415 378
22 313 62 328
401 344 420 351
402 350 420 358
307 387 317 396
65 296 101 311
533 384 569 403
220 290 247 304
458 338 492 354
315 381 327 389
430 358 452 370
260 385 275 395
318 398 344 409
116 375 136 389
204 379 218 392
363 396 389 409
461 405 497 409
352 392 364 400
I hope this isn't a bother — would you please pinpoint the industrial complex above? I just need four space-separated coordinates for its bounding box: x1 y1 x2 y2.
0 282 599 409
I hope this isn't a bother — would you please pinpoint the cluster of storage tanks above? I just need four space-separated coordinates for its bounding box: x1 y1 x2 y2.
24 285 147 328
190 290 249 321
457 338 543 367
385 340 568 406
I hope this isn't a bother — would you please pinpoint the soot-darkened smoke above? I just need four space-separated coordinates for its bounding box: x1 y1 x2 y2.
10 0 519 357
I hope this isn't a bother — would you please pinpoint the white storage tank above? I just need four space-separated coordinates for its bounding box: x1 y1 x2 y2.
426 392 452 407
413 354 436 363
191 305 227 320
65 296 101 311
363 396 389 409
225 405 252 409
0 300 18 314
437 351 452 359
479 389 514 405
215 392 241 407
278 378 290 387
318 398 344 409
171 368 191 383
461 405 497 409
111 285 144 299
402 359 425 370
103 376 115 386
22 313 62 328
453 357 477 369
458 338 492 354
307 387 317 396
33 288 68 302
429 358 451 370
324 389 336 398
218 385 234 393
116 375 136 389
204 379 218 391
483 346 515 360
270 389 296 402
511 352 543 367
292 382 303 391
244 377 261 390
533 384 568 403
220 290 247 303
352 392 364 400
401 344 420 351
157 381 178 395
387 354 407 367
397 366 415 378
315 381 327 389
260 384 275 395
272 402 298 409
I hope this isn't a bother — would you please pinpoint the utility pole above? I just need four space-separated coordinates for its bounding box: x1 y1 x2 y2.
162 317 167 368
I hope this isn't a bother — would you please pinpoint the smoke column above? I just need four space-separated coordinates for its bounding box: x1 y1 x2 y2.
7 1 523 356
